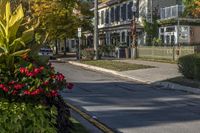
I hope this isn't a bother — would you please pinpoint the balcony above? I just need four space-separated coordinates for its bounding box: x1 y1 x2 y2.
160 5 185 20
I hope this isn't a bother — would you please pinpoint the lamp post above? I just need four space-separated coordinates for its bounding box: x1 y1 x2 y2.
131 3 137 59
94 0 99 60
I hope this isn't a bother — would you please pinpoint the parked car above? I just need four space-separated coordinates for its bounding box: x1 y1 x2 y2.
38 48 53 59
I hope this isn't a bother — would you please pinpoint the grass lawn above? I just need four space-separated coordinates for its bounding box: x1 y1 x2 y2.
70 117 89 133
81 60 153 71
167 77 200 89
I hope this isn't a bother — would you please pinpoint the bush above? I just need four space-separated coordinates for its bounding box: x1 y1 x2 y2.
0 98 57 133
81 48 95 60
178 54 200 80
0 57 68 98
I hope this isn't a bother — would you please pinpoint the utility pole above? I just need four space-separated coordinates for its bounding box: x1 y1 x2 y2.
94 0 99 60
131 1 137 59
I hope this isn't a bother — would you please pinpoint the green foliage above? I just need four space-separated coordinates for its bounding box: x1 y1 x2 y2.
152 38 163 46
30 0 78 43
0 0 34 71
178 54 200 80
143 17 158 45
81 48 95 60
0 98 57 133
183 0 197 17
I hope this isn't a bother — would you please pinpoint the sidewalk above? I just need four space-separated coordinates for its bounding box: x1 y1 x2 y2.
116 59 181 83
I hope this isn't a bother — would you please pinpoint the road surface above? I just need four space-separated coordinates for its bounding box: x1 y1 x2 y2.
53 62 200 133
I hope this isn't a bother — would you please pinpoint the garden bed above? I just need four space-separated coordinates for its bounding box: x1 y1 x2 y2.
81 60 153 71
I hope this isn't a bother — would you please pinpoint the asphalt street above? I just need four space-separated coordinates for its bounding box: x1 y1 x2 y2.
53 62 200 133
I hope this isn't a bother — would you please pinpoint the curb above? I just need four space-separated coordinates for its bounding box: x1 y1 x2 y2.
65 101 116 133
154 82 200 94
68 61 200 95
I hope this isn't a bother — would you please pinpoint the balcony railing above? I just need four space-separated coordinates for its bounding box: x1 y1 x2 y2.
160 5 185 20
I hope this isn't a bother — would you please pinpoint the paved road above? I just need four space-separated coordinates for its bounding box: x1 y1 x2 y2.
53 62 200 133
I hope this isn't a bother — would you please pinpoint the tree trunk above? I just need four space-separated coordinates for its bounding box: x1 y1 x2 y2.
55 39 58 55
64 38 67 56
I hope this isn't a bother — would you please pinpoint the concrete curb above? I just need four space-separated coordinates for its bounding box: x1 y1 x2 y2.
65 101 116 133
154 82 200 94
68 61 200 95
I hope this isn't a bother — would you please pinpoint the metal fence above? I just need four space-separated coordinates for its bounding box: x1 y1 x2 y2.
137 46 196 60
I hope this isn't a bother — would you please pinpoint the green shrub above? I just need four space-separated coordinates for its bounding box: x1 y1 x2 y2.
0 98 57 133
194 54 200 80
81 48 95 60
178 54 200 80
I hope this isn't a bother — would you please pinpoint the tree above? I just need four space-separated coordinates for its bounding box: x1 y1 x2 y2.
184 0 200 18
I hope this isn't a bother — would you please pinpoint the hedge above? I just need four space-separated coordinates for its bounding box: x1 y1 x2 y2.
178 54 200 80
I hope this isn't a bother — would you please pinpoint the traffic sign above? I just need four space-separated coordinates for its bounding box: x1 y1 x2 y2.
78 28 82 37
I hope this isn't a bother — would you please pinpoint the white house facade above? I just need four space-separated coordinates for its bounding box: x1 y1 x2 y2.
96 0 183 46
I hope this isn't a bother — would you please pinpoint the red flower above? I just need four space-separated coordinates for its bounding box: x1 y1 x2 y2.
2 87 8 92
50 75 56 79
56 73 65 81
34 68 41 74
47 90 58 97
20 67 28 74
50 90 58 97
14 84 24 90
0 84 5 88
26 72 35 77
9 81 15 85
66 83 74 90
24 90 31 95
33 88 44 96
39 66 44 71
43 81 49 86
12 90 17 95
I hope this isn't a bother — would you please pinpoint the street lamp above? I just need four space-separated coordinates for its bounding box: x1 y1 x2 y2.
131 2 137 59
94 0 99 60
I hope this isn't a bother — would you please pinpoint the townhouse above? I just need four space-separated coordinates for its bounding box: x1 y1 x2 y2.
93 0 200 47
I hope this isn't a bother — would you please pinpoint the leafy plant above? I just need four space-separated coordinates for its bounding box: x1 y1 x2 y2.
0 98 57 133
0 57 69 98
0 0 34 71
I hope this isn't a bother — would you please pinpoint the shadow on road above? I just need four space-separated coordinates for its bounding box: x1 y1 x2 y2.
62 82 200 132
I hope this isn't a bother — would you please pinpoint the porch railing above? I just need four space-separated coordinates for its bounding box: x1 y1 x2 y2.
160 5 185 20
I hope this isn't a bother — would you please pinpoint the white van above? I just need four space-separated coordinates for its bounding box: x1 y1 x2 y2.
38 48 53 58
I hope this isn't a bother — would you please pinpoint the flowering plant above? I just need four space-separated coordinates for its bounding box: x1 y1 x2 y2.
0 58 73 98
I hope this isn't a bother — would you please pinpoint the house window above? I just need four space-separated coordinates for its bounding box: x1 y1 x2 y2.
128 2 133 19
115 6 120 22
121 32 125 42
121 4 126 21
105 9 109 24
98 12 100 25
160 28 164 33
101 10 104 25
71 40 75 48
166 27 175 32
111 7 115 23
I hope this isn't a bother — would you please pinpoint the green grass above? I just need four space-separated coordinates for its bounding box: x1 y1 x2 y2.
81 60 153 71
70 117 90 133
167 76 200 89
